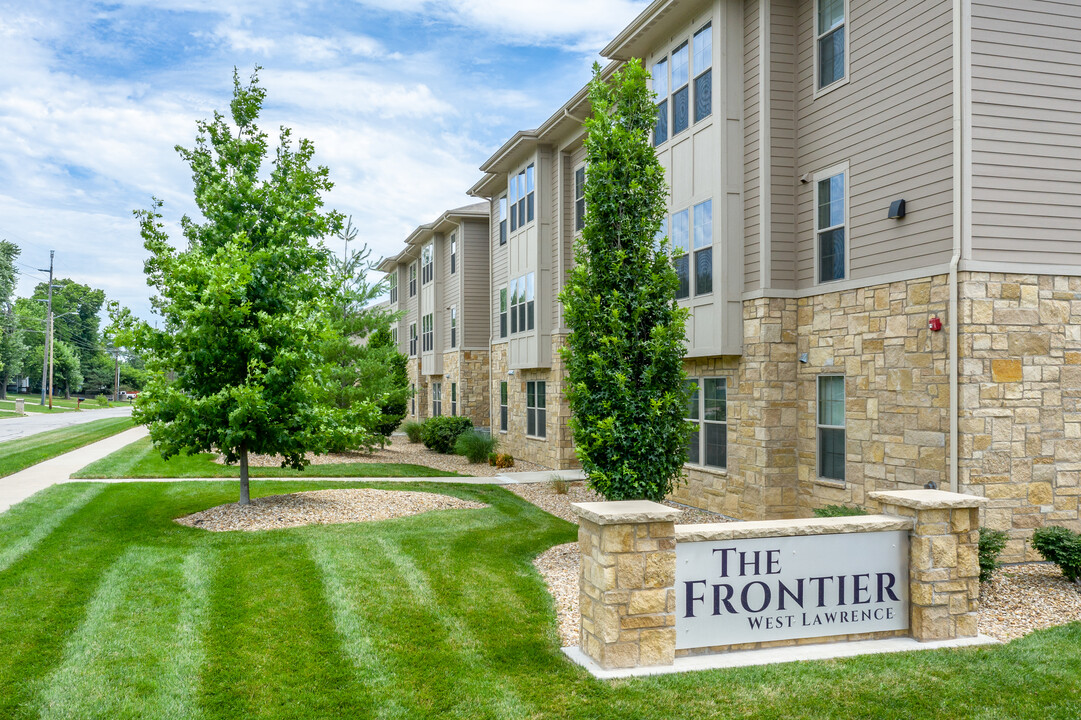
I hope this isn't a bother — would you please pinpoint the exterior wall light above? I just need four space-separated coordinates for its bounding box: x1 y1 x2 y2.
888 199 906 219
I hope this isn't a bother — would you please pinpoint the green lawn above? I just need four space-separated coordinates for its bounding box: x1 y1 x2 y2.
72 436 464 478
0 418 135 477
0 396 81 414
0 480 1079 719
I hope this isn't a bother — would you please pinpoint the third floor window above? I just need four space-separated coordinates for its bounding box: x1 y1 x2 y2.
409 262 417 297
817 0 846 90
508 164 535 232
421 243 434 285
388 269 397 303
499 196 508 245
652 23 712 147
450 233 457 274
574 166 586 232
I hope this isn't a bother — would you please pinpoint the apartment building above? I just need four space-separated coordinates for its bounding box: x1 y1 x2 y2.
378 203 491 428
392 0 1081 562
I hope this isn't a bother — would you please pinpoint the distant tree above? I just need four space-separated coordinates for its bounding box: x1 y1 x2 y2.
319 218 407 451
125 68 378 505
51 339 83 398
28 278 105 368
559 61 690 502
0 241 25 399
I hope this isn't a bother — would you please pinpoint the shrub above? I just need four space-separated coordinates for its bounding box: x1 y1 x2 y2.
402 421 424 443
93 394 110 408
812 505 868 518
977 527 1009 583
1031 526 1081 584
488 453 499 466
494 453 514 469
421 416 473 454
455 430 497 463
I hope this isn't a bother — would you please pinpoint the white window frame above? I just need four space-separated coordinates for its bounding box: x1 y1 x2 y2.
816 374 846 483
574 165 586 232
388 270 398 303
449 305 457 348
421 313 434 353
812 161 850 286
432 381 442 417
408 322 417 357
685 377 727 470
450 233 457 275
409 262 417 297
498 196 508 245
498 286 508 339
499 381 508 433
421 243 434 285
813 0 850 99
526 380 546 439
451 382 457 416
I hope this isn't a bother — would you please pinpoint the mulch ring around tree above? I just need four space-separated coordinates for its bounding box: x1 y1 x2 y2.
175 488 488 532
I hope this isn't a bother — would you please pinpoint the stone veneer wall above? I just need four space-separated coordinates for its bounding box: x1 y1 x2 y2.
438 350 491 429
489 338 578 469
794 276 952 512
957 272 1081 562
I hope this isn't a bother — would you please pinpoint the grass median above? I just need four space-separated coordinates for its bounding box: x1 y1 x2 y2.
72 436 465 479
0 417 135 478
0 480 1079 719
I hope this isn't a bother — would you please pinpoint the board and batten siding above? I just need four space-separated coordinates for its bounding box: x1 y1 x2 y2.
769 0 798 290
461 218 491 349
969 0 1081 269
793 0 955 288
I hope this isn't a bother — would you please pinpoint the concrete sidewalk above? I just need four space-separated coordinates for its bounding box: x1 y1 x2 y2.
0 425 582 515
0 425 150 514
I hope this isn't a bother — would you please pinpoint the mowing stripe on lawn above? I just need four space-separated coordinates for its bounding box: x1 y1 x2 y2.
34 546 211 720
373 536 535 720
308 541 409 720
0 484 105 574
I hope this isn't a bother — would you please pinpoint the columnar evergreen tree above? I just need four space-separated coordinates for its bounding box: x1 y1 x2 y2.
127 68 377 505
560 61 691 502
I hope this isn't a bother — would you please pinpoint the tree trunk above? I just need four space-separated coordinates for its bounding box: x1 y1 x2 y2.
0 371 7 400
64 381 71 400
239 446 250 506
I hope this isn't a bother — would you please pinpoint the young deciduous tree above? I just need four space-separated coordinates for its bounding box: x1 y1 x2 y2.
560 61 690 502
0 241 25 399
127 68 377 505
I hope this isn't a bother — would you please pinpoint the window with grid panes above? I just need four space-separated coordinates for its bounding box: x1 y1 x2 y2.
450 305 457 348
818 375 845 481
432 381 442 417
499 381 508 432
574 166 586 231
685 378 726 469
526 381 546 438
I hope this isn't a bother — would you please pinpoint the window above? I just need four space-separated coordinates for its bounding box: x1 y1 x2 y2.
574 166 586 232
499 197 507 245
509 273 534 334
409 263 417 297
693 24 713 123
685 377 726 469
672 209 689 299
526 164 535 224
391 326 398 346
450 233 457 274
451 383 457 416
389 270 398 303
450 305 457 348
816 167 847 283
509 176 518 232
817 0 846 90
432 381 442 417
693 200 712 296
818 375 846 481
421 243 434 285
422 313 433 353
499 381 508 432
655 216 668 251
652 57 668 146
411 383 415 415
499 287 508 339
527 381 546 438
671 42 689 136
409 322 417 356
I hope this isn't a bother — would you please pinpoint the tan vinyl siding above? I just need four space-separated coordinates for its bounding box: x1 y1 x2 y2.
462 218 491 348
794 0 955 287
441 231 458 350
744 0 762 291
490 196 509 344
551 146 563 331
770 0 798 289
969 0 1081 268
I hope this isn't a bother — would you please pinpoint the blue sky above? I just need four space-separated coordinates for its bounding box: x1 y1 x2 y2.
0 0 649 319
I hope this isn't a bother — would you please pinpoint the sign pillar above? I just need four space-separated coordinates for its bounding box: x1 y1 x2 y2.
572 501 679 670
870 490 989 642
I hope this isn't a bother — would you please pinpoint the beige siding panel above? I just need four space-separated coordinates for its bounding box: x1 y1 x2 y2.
462 218 490 349
744 0 762 291
970 0 1081 268
794 0 954 287
491 196 510 345
770 0 798 289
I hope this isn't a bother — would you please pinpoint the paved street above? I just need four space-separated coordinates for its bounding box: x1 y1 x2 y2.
0 405 135 443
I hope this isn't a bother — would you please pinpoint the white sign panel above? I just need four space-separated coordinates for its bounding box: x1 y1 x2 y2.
675 531 908 650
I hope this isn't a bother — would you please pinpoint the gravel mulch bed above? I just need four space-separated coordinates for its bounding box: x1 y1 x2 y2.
220 433 551 476
979 563 1081 641
175 488 488 532
508 480 731 525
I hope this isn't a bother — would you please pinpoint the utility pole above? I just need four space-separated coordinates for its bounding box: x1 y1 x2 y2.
37 251 53 406
47 311 55 409
113 348 120 402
